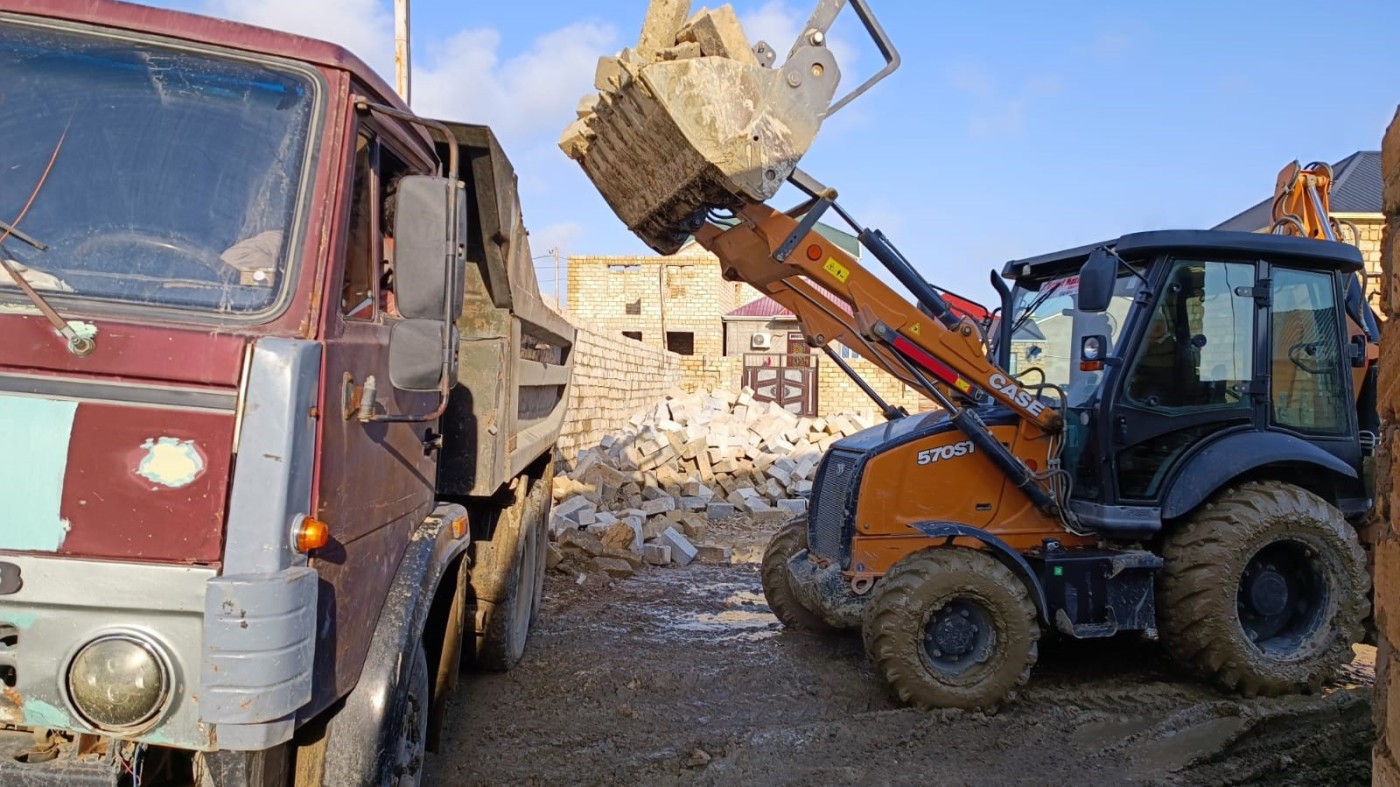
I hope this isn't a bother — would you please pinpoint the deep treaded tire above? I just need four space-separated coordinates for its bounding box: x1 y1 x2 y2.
863 547 1039 711
1158 481 1370 697
760 517 833 632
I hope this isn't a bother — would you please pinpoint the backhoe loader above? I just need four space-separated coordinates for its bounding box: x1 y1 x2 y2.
563 0 1380 710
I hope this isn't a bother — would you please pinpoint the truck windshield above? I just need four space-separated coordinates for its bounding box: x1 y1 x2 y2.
1006 268 1143 407
0 21 316 315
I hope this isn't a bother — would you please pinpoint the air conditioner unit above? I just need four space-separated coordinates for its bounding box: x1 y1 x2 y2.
750 332 772 350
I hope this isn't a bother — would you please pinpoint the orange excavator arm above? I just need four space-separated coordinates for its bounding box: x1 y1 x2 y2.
696 202 1063 434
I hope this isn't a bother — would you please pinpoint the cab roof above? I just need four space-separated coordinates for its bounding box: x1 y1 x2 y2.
2 0 406 111
1001 229 1364 281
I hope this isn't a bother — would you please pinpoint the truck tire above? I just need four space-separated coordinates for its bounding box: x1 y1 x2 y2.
1158 480 1370 697
863 547 1040 711
760 517 833 632
387 640 430 786
470 477 542 672
524 458 555 621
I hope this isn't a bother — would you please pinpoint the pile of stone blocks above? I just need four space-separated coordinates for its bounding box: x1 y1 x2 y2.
549 385 876 572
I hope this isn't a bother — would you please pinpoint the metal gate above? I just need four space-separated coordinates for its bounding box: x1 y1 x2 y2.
742 353 818 417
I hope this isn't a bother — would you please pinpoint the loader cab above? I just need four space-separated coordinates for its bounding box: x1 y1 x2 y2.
1001 230 1373 539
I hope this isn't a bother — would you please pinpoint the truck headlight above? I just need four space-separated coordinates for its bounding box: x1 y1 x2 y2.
67 634 171 732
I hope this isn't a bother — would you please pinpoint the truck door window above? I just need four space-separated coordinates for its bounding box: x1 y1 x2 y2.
340 132 414 321
1271 267 1347 435
343 134 376 319
1122 260 1254 411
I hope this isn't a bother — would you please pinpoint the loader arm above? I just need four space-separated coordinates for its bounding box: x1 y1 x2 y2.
696 203 1064 434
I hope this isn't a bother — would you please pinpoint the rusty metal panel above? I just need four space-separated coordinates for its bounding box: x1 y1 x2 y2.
59 402 235 563
0 315 245 386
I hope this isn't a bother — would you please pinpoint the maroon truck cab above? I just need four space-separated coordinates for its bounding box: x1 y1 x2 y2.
0 1 572 783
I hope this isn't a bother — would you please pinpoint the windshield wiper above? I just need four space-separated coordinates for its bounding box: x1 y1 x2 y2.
0 255 93 357
0 219 46 252
1009 279 1064 338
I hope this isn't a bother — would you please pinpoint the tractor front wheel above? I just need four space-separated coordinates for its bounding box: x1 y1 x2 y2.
1158 480 1370 697
863 547 1040 712
760 517 833 632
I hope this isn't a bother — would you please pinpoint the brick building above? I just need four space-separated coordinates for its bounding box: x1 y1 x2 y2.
565 244 744 358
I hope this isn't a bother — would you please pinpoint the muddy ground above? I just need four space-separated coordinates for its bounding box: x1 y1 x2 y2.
426 520 1375 786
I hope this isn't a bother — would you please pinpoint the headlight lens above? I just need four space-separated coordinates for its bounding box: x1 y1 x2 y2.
67 635 170 731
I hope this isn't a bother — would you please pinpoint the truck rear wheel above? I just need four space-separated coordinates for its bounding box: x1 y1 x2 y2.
760 517 833 632
470 466 549 672
863 547 1039 711
1158 480 1370 697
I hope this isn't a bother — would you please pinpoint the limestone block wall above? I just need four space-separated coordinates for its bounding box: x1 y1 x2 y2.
557 326 685 461
816 354 933 418
1373 109 1400 784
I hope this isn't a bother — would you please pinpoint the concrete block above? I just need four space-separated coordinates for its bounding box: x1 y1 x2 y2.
681 496 708 511
777 498 809 515
707 502 737 521
694 544 733 565
659 527 699 566
644 543 672 566
677 5 759 65
642 496 677 516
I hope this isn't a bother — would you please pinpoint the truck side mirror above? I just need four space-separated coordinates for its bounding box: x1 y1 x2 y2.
389 319 452 392
392 175 467 323
1078 248 1116 313
381 175 467 400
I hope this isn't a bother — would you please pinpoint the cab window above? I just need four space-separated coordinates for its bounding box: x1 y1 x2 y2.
1271 267 1347 435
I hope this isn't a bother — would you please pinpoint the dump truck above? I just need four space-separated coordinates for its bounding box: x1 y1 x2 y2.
0 1 574 783
565 0 1379 711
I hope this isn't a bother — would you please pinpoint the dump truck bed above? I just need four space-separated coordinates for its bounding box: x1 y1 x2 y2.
436 123 576 498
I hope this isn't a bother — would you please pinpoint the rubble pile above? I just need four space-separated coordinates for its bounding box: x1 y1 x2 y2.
550 386 878 580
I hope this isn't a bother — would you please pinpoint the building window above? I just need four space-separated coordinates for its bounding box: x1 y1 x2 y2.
625 299 642 315
666 331 695 356
622 331 642 342
609 264 641 273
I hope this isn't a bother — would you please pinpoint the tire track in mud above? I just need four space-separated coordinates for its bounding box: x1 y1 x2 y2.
426 546 1373 786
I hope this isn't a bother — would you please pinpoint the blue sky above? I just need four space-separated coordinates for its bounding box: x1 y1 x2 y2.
147 0 1400 307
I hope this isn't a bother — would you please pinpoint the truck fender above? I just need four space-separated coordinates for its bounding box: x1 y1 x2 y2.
1161 431 1358 520
315 502 470 787
909 522 1049 625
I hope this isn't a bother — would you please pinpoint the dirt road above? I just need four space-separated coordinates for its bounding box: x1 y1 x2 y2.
427 522 1373 786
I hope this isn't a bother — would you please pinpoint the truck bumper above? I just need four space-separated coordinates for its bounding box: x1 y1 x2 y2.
786 549 868 630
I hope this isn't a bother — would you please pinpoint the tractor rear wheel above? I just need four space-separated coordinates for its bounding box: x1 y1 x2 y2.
863 547 1040 711
1158 480 1370 697
760 517 833 632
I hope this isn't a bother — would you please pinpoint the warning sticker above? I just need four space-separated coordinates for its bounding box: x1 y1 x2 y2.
823 257 850 283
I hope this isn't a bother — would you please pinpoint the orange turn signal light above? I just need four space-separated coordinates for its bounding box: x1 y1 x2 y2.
450 514 468 539
293 517 331 553
1079 360 1104 372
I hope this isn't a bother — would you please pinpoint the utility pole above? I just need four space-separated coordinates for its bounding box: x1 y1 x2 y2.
394 0 411 104
552 247 561 309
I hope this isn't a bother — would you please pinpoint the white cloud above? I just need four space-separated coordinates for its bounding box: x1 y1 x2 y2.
412 22 617 142
947 63 1063 139
1095 31 1131 59
203 0 394 78
529 221 583 258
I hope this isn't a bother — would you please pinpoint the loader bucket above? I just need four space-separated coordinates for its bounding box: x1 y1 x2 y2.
561 0 899 255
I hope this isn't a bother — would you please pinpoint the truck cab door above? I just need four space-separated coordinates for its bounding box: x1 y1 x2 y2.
1104 258 1260 504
